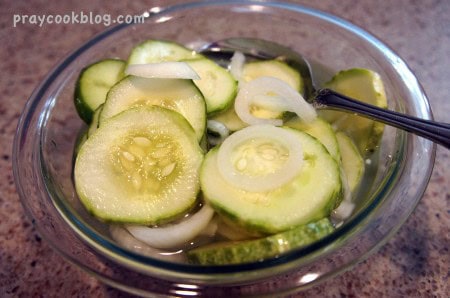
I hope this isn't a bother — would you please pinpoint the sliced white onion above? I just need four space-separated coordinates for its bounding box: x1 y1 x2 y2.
125 62 200 80
109 225 185 262
207 120 230 146
332 200 355 220
251 94 293 111
331 169 354 222
234 76 317 126
125 204 215 249
217 124 304 192
229 51 245 81
339 167 353 202
199 217 218 237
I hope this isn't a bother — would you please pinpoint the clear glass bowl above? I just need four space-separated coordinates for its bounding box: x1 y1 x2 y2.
13 1 435 296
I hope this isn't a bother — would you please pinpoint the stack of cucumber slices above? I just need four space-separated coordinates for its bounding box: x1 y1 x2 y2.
73 39 387 265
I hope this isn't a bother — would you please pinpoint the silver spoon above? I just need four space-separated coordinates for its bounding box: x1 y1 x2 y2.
199 38 450 149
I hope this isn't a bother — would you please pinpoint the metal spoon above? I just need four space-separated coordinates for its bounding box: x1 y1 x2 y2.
199 38 450 149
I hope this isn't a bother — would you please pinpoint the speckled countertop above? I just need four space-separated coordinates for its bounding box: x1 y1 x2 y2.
1 0 448 297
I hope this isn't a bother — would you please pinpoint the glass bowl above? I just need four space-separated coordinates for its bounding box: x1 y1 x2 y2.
13 1 435 296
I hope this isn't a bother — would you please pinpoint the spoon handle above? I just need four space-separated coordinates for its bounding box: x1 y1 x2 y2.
315 89 450 149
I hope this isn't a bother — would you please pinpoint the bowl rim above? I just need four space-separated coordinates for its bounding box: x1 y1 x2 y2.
13 0 436 292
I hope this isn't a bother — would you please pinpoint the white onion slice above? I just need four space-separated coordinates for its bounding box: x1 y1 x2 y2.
234 76 317 126
331 169 354 222
229 51 245 81
109 226 185 262
340 168 353 202
125 204 215 249
207 120 230 145
332 200 355 220
125 62 200 79
199 217 218 237
217 124 304 192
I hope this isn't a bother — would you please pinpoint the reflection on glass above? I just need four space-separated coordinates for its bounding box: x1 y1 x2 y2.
299 272 319 284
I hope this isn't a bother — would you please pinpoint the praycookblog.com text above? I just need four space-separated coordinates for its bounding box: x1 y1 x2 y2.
13 11 146 27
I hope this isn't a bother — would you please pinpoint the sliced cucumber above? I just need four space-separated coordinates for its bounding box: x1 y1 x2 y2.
187 218 334 265
100 76 206 141
87 104 103 137
209 104 248 132
336 131 365 193
216 125 306 193
185 58 237 115
215 217 262 241
127 39 199 65
236 67 314 125
125 61 200 80
74 59 126 123
209 60 306 129
285 116 340 162
242 59 304 93
319 68 388 155
201 128 342 234
74 106 204 224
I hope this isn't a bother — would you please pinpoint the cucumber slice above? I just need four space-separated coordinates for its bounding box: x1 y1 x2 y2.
217 125 305 193
74 59 126 123
285 116 340 161
319 68 388 155
74 106 204 224
187 218 334 265
209 60 305 128
336 131 365 193
215 217 262 241
127 39 199 65
87 104 103 137
185 58 237 115
238 61 311 123
201 129 342 234
100 76 206 141
125 61 200 80
210 104 248 132
242 59 304 94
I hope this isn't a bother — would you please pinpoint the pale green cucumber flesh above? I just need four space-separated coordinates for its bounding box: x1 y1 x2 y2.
285 116 341 162
74 59 126 123
209 60 304 128
127 39 199 65
241 59 304 120
319 68 388 155
100 76 206 141
187 218 334 265
200 129 342 234
87 104 103 138
242 59 304 93
336 131 365 193
186 58 237 115
210 103 248 132
74 106 203 224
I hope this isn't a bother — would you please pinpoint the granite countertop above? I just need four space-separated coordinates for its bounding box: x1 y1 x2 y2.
1 0 448 297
